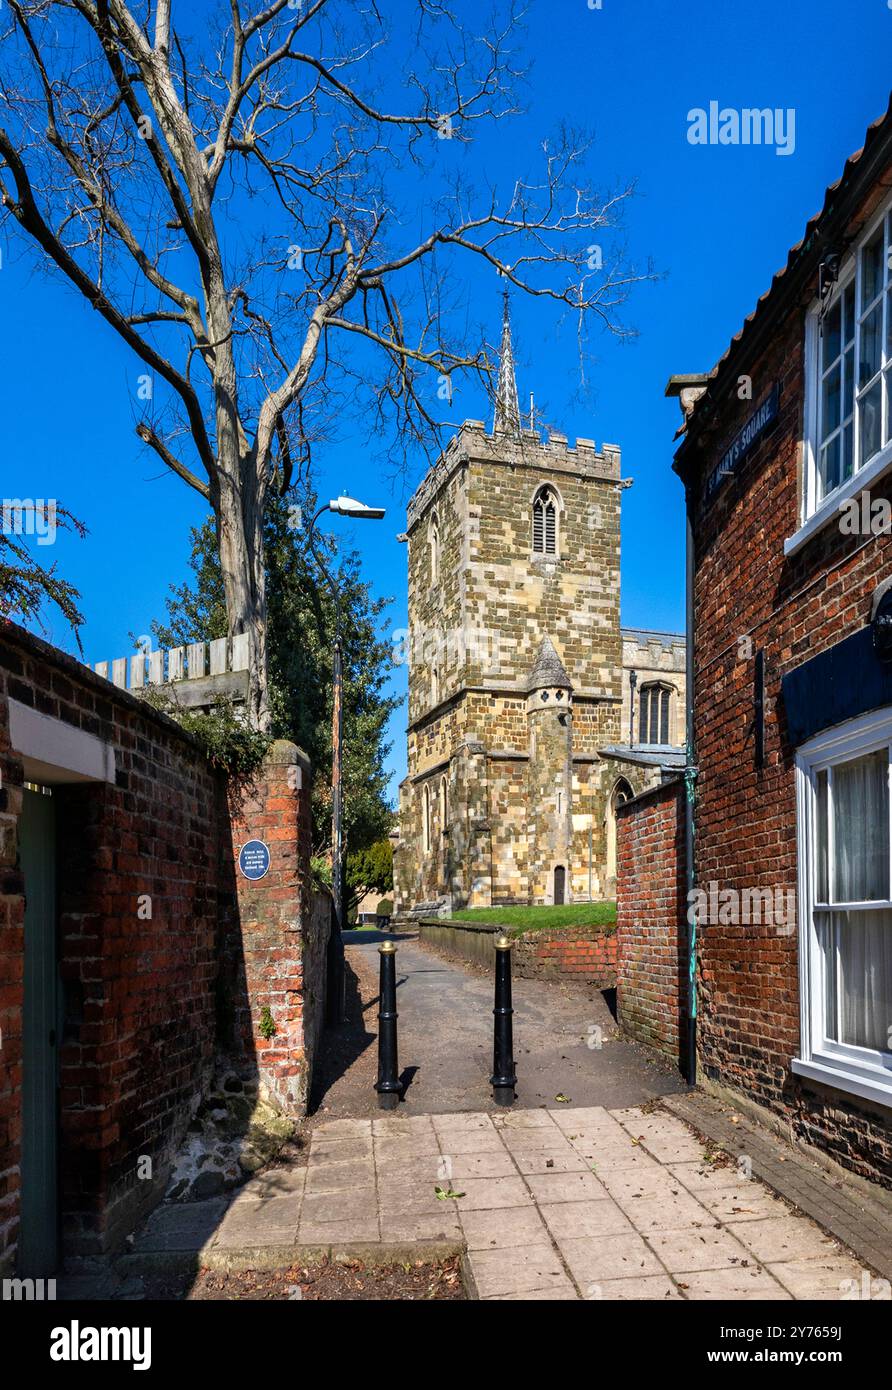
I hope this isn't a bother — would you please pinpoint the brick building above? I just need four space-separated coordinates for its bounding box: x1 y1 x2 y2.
394 300 685 916
620 97 892 1186
0 623 329 1275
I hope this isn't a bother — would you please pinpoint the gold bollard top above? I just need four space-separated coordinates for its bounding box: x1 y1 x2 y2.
379 940 397 954
495 934 512 951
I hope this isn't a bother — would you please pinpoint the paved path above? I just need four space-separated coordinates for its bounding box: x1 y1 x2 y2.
312 931 687 1118
127 1104 873 1301
112 934 886 1302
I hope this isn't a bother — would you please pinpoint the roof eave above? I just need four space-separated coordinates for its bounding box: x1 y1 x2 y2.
675 93 892 484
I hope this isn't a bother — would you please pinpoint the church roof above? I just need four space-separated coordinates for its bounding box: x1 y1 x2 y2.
526 637 573 693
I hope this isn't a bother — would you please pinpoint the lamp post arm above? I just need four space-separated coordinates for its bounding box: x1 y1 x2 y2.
306 503 342 609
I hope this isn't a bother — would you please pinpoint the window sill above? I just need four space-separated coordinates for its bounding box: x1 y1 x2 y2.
792 1056 892 1110
784 445 892 558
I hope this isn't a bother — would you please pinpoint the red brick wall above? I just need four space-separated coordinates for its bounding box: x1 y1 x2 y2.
221 742 330 1113
512 926 617 987
679 165 892 1184
0 624 327 1268
616 779 687 1064
418 917 616 986
0 624 223 1260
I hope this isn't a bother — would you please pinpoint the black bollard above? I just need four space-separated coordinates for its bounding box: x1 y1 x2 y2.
490 934 517 1107
374 941 401 1110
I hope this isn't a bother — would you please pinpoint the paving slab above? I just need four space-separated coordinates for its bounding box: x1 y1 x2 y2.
239 1167 307 1200
123 1083 887 1302
444 1151 518 1180
378 1212 463 1243
731 1215 843 1264
444 1176 532 1210
524 1170 608 1204
132 1197 228 1254
678 1266 792 1300
468 1243 573 1299
665 1090 892 1285
643 1225 753 1273
539 1198 634 1240
304 1159 375 1194
768 1257 876 1300
510 1148 590 1175
213 1196 301 1248
620 1191 716 1234
459 1205 550 1250
695 1185 803 1224
592 1276 682 1300
558 1232 664 1285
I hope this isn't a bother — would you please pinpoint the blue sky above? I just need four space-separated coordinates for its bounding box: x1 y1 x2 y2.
5 0 891 799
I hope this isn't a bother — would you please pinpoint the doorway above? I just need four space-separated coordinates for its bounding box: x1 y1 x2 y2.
19 785 59 1276
553 865 566 905
605 777 634 896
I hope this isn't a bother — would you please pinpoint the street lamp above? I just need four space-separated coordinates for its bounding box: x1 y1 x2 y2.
307 496 386 1025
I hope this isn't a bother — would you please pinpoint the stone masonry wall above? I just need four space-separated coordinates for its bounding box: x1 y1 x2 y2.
396 421 626 914
616 779 688 1065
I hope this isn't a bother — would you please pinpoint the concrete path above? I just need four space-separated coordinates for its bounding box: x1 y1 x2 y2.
312 930 687 1118
127 1104 872 1301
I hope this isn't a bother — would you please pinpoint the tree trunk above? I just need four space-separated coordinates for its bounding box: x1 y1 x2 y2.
214 457 270 732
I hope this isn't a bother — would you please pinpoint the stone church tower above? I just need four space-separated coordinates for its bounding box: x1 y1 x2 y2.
393 302 681 916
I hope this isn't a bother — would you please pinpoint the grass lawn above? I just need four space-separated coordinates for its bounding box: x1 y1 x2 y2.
449 902 616 933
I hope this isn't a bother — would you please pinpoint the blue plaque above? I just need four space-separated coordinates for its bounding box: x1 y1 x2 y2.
239 839 271 881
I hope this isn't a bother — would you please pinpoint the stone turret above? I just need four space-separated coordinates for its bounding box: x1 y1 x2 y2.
525 638 574 904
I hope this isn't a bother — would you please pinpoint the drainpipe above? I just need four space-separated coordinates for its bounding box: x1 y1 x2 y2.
629 670 637 746
684 492 698 1086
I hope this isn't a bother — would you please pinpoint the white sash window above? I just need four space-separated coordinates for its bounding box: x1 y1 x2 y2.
790 195 892 554
794 709 892 1107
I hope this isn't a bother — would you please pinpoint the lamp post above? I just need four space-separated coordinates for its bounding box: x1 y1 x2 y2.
307 496 386 1025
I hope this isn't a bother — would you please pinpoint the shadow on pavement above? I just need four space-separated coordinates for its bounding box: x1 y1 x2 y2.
308 956 376 1115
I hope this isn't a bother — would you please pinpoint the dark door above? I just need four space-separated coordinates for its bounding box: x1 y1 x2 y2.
19 786 59 1276
554 865 566 905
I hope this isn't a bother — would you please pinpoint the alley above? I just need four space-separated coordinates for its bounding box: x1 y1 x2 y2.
119 929 891 1304
311 930 687 1120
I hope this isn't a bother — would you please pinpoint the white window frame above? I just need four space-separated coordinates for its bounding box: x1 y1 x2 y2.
787 192 892 557
793 706 892 1108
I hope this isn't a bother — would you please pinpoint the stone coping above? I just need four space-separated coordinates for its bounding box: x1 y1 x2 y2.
419 917 617 937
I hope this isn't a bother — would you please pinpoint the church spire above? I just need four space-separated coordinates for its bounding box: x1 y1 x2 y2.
493 290 521 436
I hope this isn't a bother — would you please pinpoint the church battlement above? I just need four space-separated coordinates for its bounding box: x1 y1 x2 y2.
406 421 622 530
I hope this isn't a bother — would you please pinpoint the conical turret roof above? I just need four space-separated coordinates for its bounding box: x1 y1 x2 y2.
526 636 572 693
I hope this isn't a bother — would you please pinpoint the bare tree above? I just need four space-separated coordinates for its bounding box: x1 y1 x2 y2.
0 0 649 728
